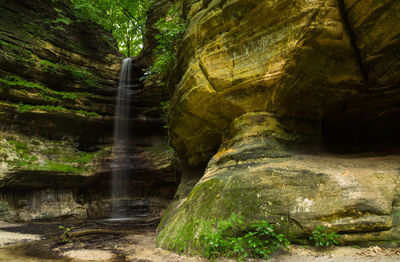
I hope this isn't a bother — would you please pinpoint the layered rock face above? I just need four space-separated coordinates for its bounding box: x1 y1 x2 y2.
158 0 400 251
0 0 121 147
0 0 177 221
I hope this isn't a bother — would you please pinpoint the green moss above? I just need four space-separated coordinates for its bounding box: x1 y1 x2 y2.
14 102 99 116
157 179 226 254
0 74 94 103
7 140 38 168
0 40 36 64
39 60 99 87
0 75 42 90
0 39 20 50
8 140 28 152
3 135 99 173
157 172 299 254
40 160 84 173
61 151 96 165
1 101 97 116
0 40 101 89
158 200 180 232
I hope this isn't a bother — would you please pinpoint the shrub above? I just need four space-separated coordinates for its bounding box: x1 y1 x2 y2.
309 226 339 247
144 4 186 78
200 214 290 261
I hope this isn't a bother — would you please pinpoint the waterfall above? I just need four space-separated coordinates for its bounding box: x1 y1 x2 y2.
111 58 134 218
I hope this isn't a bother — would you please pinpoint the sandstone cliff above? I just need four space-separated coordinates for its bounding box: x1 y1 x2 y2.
157 0 400 251
0 0 177 221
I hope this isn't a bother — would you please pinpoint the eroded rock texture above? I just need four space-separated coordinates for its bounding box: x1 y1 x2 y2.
0 0 177 221
169 0 400 165
158 0 400 251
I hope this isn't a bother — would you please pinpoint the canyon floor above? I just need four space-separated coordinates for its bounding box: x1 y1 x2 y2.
0 221 399 262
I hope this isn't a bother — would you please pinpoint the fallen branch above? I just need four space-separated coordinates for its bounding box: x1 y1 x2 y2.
69 229 130 238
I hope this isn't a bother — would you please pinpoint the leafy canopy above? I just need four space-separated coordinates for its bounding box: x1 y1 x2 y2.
71 0 153 57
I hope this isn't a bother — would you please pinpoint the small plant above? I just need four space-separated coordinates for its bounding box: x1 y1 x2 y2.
200 213 290 261
309 226 338 247
58 225 72 243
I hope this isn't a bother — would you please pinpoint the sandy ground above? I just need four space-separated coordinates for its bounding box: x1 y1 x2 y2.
0 221 41 247
0 221 400 261
64 249 115 261
117 232 400 262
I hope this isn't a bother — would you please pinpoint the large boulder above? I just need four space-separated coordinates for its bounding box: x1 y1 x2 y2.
158 0 400 251
158 113 400 252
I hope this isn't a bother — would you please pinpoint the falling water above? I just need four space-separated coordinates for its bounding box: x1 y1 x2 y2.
111 58 134 218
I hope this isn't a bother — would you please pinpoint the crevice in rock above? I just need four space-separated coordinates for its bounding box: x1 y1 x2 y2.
198 60 217 92
337 0 368 83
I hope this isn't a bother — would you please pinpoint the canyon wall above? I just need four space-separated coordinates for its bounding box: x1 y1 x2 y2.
158 0 400 252
0 0 177 221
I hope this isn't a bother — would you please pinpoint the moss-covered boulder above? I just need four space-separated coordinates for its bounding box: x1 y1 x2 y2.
158 0 400 252
158 113 400 252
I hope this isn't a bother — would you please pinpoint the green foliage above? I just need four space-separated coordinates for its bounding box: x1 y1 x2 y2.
200 214 290 261
160 100 170 129
39 7 73 32
309 226 339 247
58 225 72 243
145 5 186 78
71 0 153 57
53 14 72 28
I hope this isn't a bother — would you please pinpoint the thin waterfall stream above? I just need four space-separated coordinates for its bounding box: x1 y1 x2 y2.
111 57 134 219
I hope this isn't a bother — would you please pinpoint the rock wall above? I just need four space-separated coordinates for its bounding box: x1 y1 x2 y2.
0 0 177 221
0 0 121 147
168 0 400 166
158 0 400 252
